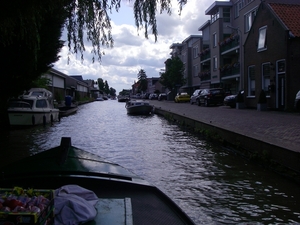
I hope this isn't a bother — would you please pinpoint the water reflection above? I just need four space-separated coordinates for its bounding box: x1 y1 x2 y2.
0 100 299 224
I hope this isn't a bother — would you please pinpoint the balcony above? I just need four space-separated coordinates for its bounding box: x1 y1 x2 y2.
220 62 240 78
198 48 210 61
198 71 211 81
219 34 240 53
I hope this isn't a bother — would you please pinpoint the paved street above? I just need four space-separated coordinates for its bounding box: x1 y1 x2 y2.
150 100 300 153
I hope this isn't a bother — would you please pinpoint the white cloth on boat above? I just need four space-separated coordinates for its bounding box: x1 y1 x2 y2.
54 184 99 225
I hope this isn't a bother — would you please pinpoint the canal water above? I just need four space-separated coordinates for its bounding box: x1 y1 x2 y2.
0 100 299 224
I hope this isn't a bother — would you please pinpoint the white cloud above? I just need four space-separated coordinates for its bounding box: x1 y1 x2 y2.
54 0 220 93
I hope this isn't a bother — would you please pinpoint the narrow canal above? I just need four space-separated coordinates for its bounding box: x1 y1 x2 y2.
0 100 299 224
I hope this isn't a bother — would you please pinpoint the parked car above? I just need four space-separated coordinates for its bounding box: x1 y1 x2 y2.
158 93 167 101
224 90 244 108
190 89 202 105
294 90 300 111
149 93 158 100
142 93 150 99
174 93 190 103
196 88 225 106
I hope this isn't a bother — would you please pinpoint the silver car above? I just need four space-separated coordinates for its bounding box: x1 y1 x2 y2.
190 89 202 104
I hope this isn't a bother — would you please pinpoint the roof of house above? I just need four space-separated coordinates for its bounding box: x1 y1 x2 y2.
84 79 95 87
70 75 84 81
269 3 300 37
205 1 232 15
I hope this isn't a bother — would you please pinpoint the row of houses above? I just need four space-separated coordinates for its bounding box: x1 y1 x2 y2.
145 0 300 110
44 68 99 102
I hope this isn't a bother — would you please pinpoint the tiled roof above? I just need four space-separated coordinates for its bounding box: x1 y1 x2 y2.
269 3 300 37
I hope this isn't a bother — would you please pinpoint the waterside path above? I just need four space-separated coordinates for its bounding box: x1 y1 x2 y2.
150 100 300 183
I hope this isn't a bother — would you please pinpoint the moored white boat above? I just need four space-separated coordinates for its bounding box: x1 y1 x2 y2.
7 88 59 126
125 99 153 115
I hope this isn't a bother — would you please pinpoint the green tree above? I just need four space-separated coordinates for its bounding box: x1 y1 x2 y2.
97 78 105 91
160 56 185 91
31 77 52 89
0 1 66 125
119 89 130 96
104 80 110 94
109 87 116 97
137 69 148 93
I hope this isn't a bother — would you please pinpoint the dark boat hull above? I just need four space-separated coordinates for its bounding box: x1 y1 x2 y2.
125 100 153 115
126 105 153 115
58 106 78 117
0 137 195 225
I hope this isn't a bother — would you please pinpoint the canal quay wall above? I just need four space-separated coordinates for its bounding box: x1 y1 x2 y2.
150 100 300 183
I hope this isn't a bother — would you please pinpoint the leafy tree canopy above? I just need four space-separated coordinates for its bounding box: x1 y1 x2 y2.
137 69 148 93
97 78 105 91
119 89 130 96
97 78 114 95
109 87 116 97
0 0 188 125
1 0 187 63
160 56 185 91
104 80 110 94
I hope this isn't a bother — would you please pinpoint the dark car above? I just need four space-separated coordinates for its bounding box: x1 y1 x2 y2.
158 93 167 101
224 90 244 108
196 88 225 106
294 90 300 111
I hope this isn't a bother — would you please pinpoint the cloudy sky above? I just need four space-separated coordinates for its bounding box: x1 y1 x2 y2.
54 0 224 93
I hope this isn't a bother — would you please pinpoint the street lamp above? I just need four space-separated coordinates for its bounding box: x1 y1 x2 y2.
227 25 243 91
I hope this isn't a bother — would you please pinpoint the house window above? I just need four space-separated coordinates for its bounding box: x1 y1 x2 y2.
193 64 199 77
277 60 285 73
258 26 267 51
234 3 239 18
223 8 230 22
248 65 255 96
245 9 257 32
213 56 218 70
238 1 243 10
262 63 271 96
193 46 199 58
213 33 217 47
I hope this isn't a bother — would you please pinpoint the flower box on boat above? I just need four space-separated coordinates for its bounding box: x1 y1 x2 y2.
0 188 54 225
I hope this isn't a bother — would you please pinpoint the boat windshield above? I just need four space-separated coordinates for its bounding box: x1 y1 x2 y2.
36 99 48 108
9 99 33 108
31 91 45 97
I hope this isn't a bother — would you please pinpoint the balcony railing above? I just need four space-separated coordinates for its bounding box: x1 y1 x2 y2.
198 48 210 61
220 62 240 78
201 53 210 61
198 72 211 81
219 34 240 53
